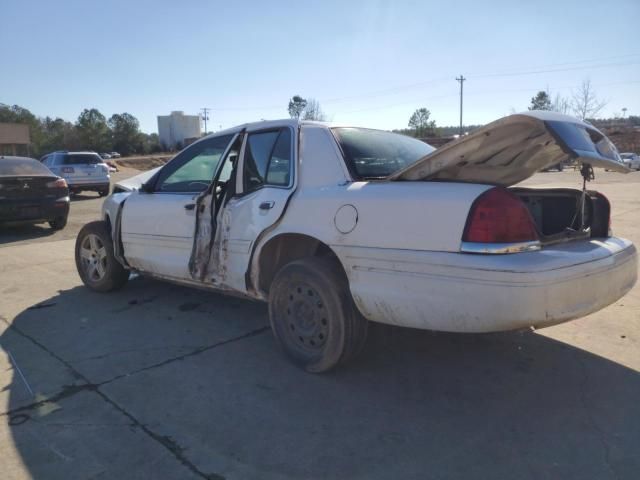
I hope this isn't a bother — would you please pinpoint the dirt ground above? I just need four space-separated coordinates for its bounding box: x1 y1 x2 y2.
0 169 638 479
115 154 172 171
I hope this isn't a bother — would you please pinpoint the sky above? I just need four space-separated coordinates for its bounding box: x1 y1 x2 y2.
1 0 639 134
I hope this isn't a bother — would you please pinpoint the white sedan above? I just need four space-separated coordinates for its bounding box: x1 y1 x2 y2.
75 111 637 372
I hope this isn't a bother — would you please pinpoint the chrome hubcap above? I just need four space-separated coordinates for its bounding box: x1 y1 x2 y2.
80 233 107 282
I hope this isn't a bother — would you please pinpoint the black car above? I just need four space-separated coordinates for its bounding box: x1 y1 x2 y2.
0 156 70 230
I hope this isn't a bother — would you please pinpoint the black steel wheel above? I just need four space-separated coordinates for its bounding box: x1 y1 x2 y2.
269 257 368 373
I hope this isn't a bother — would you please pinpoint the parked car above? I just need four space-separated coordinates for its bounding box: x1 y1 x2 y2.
99 153 112 160
41 151 110 196
75 111 637 372
620 152 640 170
0 156 69 229
109 152 121 158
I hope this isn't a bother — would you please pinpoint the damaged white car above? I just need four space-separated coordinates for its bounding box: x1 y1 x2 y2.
75 111 637 372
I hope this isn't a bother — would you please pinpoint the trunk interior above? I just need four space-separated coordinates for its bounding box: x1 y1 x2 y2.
510 187 610 244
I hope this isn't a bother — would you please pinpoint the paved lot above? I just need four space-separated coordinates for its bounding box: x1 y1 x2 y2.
1 169 639 479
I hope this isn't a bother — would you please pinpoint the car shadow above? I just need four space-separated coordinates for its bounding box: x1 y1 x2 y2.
70 193 101 201
2 278 639 479
0 223 56 244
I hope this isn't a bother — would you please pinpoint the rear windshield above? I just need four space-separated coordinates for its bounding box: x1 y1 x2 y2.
332 128 435 179
61 153 103 165
0 157 54 176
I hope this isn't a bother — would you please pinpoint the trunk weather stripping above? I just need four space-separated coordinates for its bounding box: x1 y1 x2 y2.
460 240 541 254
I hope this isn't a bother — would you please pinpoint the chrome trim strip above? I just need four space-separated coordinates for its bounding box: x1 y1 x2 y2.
460 241 541 254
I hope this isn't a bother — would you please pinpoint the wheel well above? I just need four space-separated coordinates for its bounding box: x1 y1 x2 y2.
256 233 344 295
104 214 112 234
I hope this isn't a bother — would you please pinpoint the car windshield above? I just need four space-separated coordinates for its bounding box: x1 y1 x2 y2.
0 157 54 176
61 154 103 165
332 127 435 179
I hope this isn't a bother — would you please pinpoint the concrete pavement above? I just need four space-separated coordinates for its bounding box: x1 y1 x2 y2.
0 170 639 479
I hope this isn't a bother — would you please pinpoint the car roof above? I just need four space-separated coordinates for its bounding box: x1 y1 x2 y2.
0 155 39 162
209 118 333 137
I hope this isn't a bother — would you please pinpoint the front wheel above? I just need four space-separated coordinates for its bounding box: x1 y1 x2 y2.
269 257 368 373
75 221 129 292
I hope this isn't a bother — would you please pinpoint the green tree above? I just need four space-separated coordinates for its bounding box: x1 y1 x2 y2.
288 95 307 119
76 108 110 151
408 108 436 137
40 116 81 153
529 91 552 111
108 112 141 156
140 133 162 154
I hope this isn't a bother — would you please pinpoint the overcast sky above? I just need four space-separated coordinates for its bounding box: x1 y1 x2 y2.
2 0 639 133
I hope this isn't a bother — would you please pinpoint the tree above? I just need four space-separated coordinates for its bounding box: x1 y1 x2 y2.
108 113 141 156
552 93 571 115
529 91 552 111
302 98 326 121
140 133 162 154
571 79 607 120
40 116 81 153
76 108 110 151
408 108 436 137
288 95 307 119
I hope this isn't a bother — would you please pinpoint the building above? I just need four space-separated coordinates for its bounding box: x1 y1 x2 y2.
157 111 201 150
0 122 30 156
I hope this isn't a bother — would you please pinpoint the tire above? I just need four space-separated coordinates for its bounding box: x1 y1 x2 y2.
75 221 129 292
49 216 67 230
269 257 368 373
99 189 109 197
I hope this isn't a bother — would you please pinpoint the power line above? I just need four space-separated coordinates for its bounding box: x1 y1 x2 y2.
336 78 640 115
204 54 640 116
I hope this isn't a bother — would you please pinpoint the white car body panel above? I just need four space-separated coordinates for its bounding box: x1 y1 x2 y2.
101 115 637 333
333 238 636 332
120 191 198 278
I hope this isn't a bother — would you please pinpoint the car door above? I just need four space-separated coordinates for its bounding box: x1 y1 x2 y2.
120 134 234 279
214 126 296 291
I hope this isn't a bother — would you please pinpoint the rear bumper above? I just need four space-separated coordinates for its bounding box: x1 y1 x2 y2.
68 182 110 192
336 238 637 332
0 197 70 223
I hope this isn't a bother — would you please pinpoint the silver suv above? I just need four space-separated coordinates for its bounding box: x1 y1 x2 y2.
41 151 110 196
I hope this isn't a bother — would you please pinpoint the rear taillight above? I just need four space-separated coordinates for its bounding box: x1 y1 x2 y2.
463 187 539 244
61 167 74 173
47 178 68 188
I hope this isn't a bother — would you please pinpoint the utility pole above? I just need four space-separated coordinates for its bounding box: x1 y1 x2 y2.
200 107 211 135
456 75 466 136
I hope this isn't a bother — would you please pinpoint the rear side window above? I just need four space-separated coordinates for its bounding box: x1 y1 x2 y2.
243 128 292 192
60 154 103 165
332 128 434 179
0 158 54 176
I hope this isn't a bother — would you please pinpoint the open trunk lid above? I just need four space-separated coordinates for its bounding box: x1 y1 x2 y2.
388 111 628 186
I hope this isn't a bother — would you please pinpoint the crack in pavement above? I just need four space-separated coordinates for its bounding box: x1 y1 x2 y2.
1 317 269 479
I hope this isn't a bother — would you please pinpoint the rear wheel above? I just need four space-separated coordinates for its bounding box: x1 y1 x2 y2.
98 188 109 197
269 257 368 373
75 221 129 292
49 216 67 230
